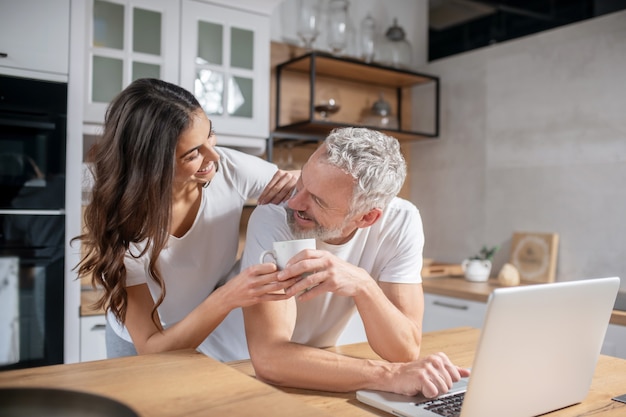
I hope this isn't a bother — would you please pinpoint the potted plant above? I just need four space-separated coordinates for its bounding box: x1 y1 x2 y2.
462 245 499 282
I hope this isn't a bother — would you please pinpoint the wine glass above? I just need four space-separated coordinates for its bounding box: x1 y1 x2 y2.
296 0 321 51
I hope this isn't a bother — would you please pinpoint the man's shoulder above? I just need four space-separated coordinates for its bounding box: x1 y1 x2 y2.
384 197 419 216
375 198 422 234
248 202 288 229
252 201 286 216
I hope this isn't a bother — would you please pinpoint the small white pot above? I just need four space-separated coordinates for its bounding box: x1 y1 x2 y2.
462 259 492 282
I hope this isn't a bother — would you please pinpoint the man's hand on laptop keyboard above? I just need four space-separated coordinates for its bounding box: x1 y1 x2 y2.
389 352 471 398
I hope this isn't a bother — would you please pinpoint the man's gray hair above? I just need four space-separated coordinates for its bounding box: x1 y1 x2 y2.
322 127 406 214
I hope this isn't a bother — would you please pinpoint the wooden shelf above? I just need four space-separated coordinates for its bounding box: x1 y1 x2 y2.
273 120 437 142
279 52 435 87
273 51 440 143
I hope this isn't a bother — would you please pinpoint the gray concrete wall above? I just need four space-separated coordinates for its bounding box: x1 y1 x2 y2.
409 10 626 287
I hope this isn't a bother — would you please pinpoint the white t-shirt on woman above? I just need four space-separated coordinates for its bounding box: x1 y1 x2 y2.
107 147 277 362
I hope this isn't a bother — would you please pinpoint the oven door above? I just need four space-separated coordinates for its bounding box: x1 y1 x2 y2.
0 115 66 211
0 213 64 370
0 75 67 211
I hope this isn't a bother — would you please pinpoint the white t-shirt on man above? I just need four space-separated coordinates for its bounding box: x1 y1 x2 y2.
240 197 424 348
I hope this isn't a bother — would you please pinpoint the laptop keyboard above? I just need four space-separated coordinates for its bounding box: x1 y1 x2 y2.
415 391 465 417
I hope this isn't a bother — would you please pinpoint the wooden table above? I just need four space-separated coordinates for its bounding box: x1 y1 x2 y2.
1 327 625 416
0 349 329 416
230 327 626 417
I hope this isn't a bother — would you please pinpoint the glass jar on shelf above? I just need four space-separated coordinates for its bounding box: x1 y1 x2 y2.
326 0 350 55
360 92 398 129
359 13 376 63
376 18 412 69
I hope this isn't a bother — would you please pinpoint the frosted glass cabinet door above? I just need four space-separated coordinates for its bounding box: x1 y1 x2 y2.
180 1 270 140
84 0 179 124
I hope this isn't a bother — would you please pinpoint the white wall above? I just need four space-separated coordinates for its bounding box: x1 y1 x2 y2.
409 11 626 288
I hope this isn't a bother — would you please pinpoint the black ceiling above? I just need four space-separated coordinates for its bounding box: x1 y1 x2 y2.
428 0 626 61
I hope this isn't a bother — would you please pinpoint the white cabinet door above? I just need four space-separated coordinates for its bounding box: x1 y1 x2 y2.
0 0 70 81
423 293 487 333
180 1 270 144
80 315 107 362
83 0 180 123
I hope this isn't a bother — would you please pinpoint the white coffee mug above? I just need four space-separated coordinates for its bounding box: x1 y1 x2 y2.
259 238 316 269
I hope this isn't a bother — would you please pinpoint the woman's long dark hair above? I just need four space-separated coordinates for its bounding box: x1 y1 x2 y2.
74 78 201 328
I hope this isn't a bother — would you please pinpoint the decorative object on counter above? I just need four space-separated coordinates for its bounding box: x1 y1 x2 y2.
510 232 559 283
361 92 399 129
359 13 376 63
326 0 350 55
376 18 412 69
497 262 521 286
296 0 321 51
462 245 499 282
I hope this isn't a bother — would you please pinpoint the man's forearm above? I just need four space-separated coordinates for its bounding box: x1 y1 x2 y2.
354 281 422 362
251 341 398 392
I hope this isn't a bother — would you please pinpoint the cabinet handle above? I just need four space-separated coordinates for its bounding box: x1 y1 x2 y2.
91 324 106 331
0 53 7 58
432 300 469 310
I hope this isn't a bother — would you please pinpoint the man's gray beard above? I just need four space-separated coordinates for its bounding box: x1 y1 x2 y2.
285 207 344 242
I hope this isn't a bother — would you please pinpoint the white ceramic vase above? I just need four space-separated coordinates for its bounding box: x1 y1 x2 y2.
462 259 492 282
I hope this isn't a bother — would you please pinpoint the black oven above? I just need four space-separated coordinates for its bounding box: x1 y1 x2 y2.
0 75 67 370
0 75 66 210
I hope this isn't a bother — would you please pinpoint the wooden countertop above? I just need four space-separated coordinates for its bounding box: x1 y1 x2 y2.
422 276 626 326
3 327 625 416
81 276 626 326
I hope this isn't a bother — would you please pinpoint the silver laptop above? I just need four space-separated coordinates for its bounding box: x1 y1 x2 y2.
357 276 620 417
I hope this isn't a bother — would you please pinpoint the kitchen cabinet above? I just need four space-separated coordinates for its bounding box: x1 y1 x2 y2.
423 278 626 360
0 0 70 81
422 293 487 333
80 315 107 362
180 0 270 148
83 0 180 123
79 286 107 362
81 0 270 152
269 51 439 161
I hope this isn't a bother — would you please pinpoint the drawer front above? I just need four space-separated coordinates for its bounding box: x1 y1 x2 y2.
80 315 107 362
423 293 487 333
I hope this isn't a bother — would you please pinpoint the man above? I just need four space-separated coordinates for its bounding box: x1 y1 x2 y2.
241 127 469 397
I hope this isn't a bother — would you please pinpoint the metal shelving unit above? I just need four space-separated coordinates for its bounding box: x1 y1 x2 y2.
268 51 440 162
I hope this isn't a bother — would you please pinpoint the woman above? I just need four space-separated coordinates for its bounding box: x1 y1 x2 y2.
75 78 297 361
